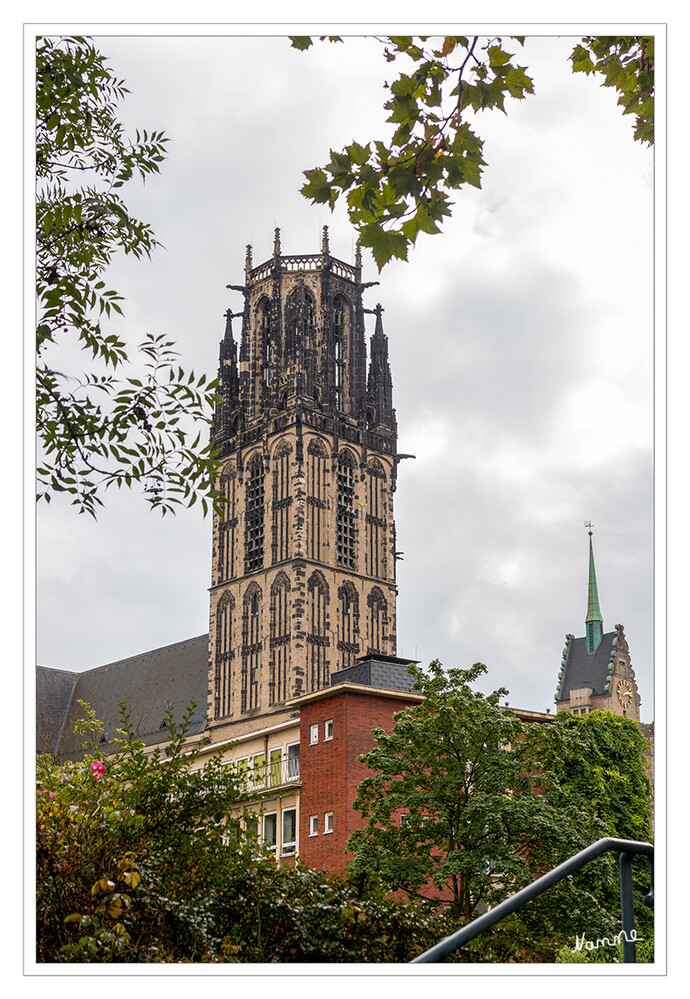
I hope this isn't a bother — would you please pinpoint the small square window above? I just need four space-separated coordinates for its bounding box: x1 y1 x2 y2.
324 811 334 834
309 814 318 837
310 723 319 745
324 719 334 741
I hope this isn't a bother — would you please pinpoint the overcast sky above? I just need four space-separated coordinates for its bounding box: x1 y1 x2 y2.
35 28 656 721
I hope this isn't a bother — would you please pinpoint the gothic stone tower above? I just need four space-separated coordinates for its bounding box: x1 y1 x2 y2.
207 229 398 738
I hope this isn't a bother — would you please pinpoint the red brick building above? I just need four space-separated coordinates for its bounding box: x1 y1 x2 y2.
295 657 424 873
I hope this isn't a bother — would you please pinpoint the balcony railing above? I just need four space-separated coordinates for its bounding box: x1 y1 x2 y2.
237 757 301 794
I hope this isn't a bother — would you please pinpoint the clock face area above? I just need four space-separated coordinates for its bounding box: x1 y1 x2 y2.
616 678 634 708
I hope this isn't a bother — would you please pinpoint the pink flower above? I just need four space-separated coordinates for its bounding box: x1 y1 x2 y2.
91 761 105 782
49 791 56 799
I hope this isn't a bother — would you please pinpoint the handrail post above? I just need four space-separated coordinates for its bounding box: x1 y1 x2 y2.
618 851 636 963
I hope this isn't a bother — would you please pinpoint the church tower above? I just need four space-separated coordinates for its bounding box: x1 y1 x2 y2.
207 230 399 737
555 526 641 720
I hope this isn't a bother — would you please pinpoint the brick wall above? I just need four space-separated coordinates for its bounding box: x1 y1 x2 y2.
297 688 419 875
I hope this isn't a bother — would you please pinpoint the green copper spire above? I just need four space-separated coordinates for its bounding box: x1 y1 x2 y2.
584 524 603 653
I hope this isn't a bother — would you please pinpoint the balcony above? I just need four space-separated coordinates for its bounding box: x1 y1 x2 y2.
236 756 301 795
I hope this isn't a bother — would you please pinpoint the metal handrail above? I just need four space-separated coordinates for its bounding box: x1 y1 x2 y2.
411 837 654 964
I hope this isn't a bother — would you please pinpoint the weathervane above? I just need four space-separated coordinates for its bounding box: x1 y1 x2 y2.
584 520 593 536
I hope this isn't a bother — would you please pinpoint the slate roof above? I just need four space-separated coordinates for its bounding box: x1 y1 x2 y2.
557 631 617 701
330 653 419 693
36 634 209 762
36 666 78 758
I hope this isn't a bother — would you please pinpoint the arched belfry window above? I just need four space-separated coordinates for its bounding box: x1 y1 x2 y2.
241 584 262 712
307 437 329 561
245 452 265 573
255 298 271 397
286 286 315 353
307 570 329 691
337 581 359 669
336 449 357 570
367 587 387 655
269 572 291 705
333 294 351 411
214 591 234 718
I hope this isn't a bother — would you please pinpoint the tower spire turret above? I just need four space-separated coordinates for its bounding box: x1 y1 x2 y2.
366 304 395 433
584 522 603 653
211 309 241 444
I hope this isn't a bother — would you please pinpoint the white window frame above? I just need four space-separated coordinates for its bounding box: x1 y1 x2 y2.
310 723 319 745
282 807 297 855
286 742 300 781
324 811 334 834
251 751 266 789
324 719 334 741
262 811 277 858
309 814 318 837
236 755 250 792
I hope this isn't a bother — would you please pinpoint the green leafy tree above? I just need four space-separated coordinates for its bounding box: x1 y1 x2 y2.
36 702 451 963
347 663 653 960
293 35 654 268
347 662 607 927
36 36 222 517
533 710 654 948
348 662 651 962
36 700 246 961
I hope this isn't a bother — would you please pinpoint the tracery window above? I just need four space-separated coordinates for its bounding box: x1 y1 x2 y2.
306 438 328 562
337 582 359 669
366 459 386 578
257 298 271 388
245 453 265 573
217 469 238 582
270 573 291 705
367 587 387 655
336 450 356 570
272 441 292 564
332 294 352 412
307 571 329 691
247 297 272 410
241 585 262 712
286 287 315 353
333 297 345 410
214 591 234 718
